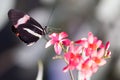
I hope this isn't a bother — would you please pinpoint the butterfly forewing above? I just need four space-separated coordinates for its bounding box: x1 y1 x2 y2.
8 9 25 25
8 9 46 46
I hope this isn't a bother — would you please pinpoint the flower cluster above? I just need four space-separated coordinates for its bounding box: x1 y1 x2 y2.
46 32 111 80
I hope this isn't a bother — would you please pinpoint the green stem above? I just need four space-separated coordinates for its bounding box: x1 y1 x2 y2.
69 70 75 80
59 42 67 53
52 55 75 80
59 42 75 80
52 55 63 60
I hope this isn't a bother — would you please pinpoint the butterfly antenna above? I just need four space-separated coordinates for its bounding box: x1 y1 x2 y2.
46 1 58 27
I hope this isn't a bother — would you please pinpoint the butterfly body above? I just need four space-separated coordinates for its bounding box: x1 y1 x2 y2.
8 9 47 46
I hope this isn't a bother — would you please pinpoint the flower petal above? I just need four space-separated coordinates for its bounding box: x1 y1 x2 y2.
45 40 53 48
105 51 111 58
82 59 93 70
85 48 92 56
54 43 62 55
75 46 82 54
64 52 72 60
75 38 88 48
49 33 59 40
61 39 71 46
91 50 97 57
91 63 98 73
59 32 68 40
63 66 69 72
97 48 105 58
105 41 110 50
96 40 102 48
98 59 106 66
88 32 94 44
81 38 88 48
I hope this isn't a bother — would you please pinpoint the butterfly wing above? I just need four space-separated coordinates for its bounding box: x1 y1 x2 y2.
8 9 25 25
8 9 46 46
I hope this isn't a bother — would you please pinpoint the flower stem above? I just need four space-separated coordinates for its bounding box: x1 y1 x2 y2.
53 56 75 80
69 70 75 80
59 42 67 53
52 55 63 60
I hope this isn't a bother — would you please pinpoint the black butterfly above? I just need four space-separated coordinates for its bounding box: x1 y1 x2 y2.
8 9 47 46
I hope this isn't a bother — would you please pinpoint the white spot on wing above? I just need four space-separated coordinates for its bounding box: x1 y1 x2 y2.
23 28 42 38
33 24 43 31
27 42 35 46
15 15 30 28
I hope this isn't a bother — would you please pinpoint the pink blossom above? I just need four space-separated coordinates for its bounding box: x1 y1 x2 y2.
75 32 102 56
78 54 105 79
79 42 111 79
63 44 83 72
45 32 71 55
74 32 111 79
75 32 102 49
45 31 111 80
84 47 106 66
80 58 98 78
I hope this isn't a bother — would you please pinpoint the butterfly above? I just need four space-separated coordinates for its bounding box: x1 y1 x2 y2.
8 9 47 46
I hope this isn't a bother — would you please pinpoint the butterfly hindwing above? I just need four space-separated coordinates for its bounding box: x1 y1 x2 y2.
18 24 41 45
8 9 46 46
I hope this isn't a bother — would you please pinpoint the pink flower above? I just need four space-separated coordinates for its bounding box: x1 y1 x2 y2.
79 49 106 79
63 44 83 72
45 32 71 55
75 32 102 56
74 32 111 79
75 32 102 49
80 58 98 78
45 31 111 80
79 42 111 79
92 48 107 65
